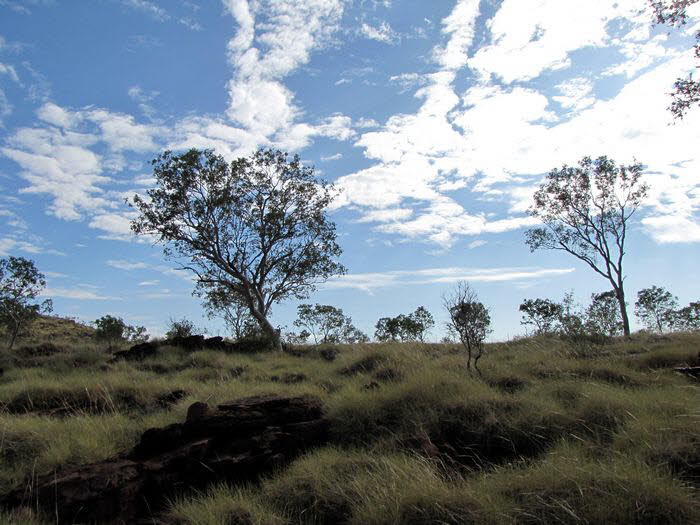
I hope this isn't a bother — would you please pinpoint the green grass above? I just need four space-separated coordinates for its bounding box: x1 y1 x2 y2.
0 327 698 523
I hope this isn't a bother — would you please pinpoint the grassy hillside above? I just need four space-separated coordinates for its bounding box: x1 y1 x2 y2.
0 329 698 524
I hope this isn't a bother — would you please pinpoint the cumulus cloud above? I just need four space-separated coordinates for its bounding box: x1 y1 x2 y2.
2 103 161 221
333 0 700 248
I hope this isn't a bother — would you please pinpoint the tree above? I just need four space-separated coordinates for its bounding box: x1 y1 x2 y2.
674 301 700 331
94 315 149 350
443 282 491 373
519 298 562 335
374 316 402 342
406 306 435 342
294 303 351 344
0 257 53 350
131 148 346 351
586 291 623 337
635 285 679 333
373 307 434 343
200 285 259 341
650 0 699 119
165 317 200 339
526 156 649 336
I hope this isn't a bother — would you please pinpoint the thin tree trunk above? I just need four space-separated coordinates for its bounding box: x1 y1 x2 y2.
615 286 630 337
8 323 19 350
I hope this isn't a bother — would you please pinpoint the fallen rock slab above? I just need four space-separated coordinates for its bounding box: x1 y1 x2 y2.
1 394 328 524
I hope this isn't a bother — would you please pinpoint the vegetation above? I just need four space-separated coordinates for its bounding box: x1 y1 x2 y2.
131 148 345 351
93 315 148 350
651 0 700 119
443 282 491 373
165 317 201 339
374 306 435 343
635 285 679 334
294 304 367 344
526 156 648 336
1 318 698 524
0 257 52 350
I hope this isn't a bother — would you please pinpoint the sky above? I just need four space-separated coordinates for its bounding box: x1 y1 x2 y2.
0 0 699 341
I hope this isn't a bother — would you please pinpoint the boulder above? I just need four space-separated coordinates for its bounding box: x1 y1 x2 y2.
1 394 328 524
112 340 159 361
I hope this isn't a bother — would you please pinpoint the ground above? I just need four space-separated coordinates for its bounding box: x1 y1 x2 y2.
0 317 698 524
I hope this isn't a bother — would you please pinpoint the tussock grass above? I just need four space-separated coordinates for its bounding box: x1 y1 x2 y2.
1 328 698 522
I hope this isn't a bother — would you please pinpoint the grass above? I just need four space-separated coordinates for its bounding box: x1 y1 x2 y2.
0 323 698 523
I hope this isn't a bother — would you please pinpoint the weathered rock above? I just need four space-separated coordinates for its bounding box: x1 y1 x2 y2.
1 394 328 524
156 389 188 408
674 366 700 379
112 340 159 361
112 335 274 361
169 335 206 351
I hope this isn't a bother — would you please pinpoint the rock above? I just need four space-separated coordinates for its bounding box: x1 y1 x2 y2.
319 347 339 361
1 394 328 524
156 389 188 408
281 372 307 384
112 341 159 361
169 335 206 351
186 401 209 423
674 366 700 379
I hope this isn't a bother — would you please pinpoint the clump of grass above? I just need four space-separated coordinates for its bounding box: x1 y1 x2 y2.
0 412 163 492
261 448 500 524
167 484 287 525
0 507 44 525
478 441 700 524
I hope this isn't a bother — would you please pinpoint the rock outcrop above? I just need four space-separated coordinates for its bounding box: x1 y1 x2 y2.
1 394 328 524
112 335 274 361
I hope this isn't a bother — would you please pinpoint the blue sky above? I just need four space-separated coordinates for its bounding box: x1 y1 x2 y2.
0 0 698 340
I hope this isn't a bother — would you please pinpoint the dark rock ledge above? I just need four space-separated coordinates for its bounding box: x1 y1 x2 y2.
1 394 328 524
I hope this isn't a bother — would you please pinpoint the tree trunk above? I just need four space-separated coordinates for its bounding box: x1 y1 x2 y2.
8 323 19 350
615 286 631 337
249 306 282 351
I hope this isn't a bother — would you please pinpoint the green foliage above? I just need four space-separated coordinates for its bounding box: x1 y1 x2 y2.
165 317 200 339
635 285 679 333
374 306 434 342
94 315 148 349
674 301 700 331
586 290 623 337
519 298 562 335
294 303 367 344
2 319 699 523
0 257 52 350
525 156 648 336
650 0 700 119
444 282 491 372
131 148 346 350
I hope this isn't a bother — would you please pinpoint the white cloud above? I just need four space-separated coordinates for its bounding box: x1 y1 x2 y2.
468 0 647 83
107 259 193 281
553 77 595 112
360 21 399 44
41 287 118 300
468 239 486 249
334 0 700 248
434 0 480 70
323 266 575 293
122 0 169 22
2 103 161 221
321 152 343 161
642 214 700 243
127 85 160 119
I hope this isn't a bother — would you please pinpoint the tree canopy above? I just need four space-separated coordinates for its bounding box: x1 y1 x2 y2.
0 256 52 350
526 156 648 336
131 148 346 350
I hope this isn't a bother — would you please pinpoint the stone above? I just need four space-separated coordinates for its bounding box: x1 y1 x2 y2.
1 394 328 524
